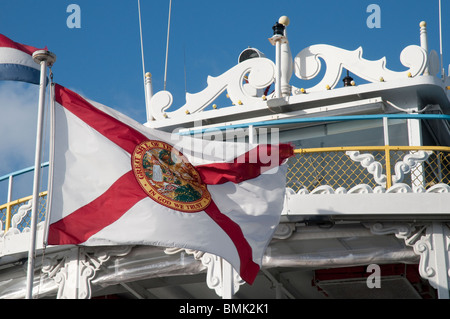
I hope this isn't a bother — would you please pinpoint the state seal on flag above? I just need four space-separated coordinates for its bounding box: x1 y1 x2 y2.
132 140 211 212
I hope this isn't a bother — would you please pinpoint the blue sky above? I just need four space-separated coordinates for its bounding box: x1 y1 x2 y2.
0 0 448 200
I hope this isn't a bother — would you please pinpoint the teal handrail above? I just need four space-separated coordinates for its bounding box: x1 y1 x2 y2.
0 162 49 182
179 113 450 135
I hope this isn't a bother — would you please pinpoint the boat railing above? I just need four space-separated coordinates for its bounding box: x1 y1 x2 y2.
0 162 49 233
288 145 450 194
0 191 47 233
0 146 450 232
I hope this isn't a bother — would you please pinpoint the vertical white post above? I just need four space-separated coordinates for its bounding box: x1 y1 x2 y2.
5 175 13 232
280 40 293 97
25 50 56 299
221 259 234 299
65 248 81 299
7 175 13 204
431 222 450 299
420 21 429 75
383 117 389 146
248 124 254 144
279 16 293 97
439 0 445 78
275 41 282 98
145 72 154 121
269 16 292 98
407 112 424 189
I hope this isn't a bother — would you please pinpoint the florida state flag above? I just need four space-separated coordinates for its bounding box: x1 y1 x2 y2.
47 84 293 284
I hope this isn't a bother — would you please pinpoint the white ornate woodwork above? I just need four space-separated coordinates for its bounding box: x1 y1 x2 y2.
293 44 427 93
309 185 335 194
0 199 33 237
150 57 275 120
392 150 433 184
294 148 447 195
294 182 450 195
148 33 429 121
201 253 245 297
42 246 132 299
0 199 46 238
368 222 450 298
164 247 245 297
345 151 387 187
413 223 450 298
426 184 450 193
367 222 415 239
11 200 32 231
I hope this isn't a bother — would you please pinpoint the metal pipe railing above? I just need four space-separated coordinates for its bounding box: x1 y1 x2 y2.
0 162 49 232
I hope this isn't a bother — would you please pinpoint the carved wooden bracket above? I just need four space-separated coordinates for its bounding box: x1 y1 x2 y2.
367 222 450 298
164 247 245 297
42 246 132 299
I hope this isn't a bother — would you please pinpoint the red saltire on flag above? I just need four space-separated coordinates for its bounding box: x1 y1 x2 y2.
47 84 293 284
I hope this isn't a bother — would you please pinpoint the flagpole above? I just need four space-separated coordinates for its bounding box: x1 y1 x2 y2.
25 50 56 299
42 80 55 247
438 0 445 79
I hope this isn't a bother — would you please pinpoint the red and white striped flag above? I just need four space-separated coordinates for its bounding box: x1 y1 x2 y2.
0 34 44 84
47 84 293 284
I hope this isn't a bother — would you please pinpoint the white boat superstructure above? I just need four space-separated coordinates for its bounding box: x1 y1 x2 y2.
0 16 450 299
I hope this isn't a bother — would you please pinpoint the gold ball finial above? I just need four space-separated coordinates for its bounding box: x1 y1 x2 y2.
420 21 426 27
278 16 290 26
145 72 152 78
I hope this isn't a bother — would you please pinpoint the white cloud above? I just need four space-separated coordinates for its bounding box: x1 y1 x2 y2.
0 82 47 177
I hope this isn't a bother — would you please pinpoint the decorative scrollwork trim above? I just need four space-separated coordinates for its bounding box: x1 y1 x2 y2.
294 183 450 195
164 248 244 297
150 58 275 120
392 151 433 184
42 246 132 299
346 151 386 186
294 44 427 92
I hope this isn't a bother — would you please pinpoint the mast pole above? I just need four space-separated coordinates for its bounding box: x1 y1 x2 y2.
137 0 154 122
439 0 445 79
25 50 56 299
164 0 172 91
137 0 146 81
